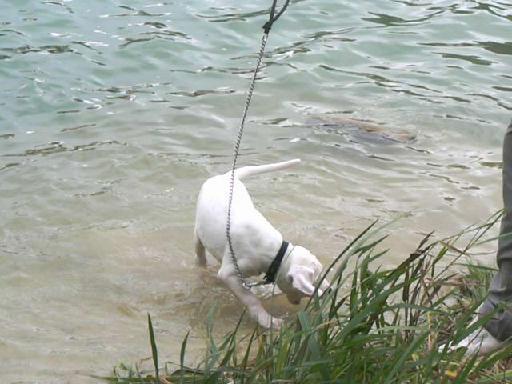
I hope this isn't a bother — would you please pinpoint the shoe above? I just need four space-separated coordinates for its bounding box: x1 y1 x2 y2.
440 327 506 356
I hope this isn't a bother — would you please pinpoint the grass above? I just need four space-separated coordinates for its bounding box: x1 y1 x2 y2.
107 212 512 383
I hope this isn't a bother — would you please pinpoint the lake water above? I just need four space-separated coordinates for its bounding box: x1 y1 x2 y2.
0 0 511 382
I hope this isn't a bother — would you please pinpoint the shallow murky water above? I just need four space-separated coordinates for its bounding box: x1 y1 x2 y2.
0 0 511 382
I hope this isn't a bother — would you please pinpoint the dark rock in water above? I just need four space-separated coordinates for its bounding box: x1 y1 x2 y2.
306 115 417 144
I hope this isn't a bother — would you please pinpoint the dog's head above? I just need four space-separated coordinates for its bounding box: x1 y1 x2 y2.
279 246 330 305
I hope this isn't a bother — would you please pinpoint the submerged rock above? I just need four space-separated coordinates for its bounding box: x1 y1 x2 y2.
306 115 417 144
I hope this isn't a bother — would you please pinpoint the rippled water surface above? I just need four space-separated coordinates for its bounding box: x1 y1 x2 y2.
1 0 511 382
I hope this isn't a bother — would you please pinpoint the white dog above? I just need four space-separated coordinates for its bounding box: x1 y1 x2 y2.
194 159 330 328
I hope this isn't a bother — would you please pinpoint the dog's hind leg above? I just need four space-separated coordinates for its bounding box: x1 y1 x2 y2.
194 231 206 266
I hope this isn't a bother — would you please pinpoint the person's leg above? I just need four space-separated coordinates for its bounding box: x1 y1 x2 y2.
439 121 512 355
480 119 512 341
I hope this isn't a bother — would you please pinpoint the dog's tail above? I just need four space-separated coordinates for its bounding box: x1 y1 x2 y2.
234 159 301 180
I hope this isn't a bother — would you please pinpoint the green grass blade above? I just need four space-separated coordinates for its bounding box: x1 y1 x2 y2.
147 313 159 383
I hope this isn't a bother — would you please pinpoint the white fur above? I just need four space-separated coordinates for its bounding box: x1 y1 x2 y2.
194 159 329 328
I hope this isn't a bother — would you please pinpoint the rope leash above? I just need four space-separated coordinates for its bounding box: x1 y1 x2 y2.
225 0 291 289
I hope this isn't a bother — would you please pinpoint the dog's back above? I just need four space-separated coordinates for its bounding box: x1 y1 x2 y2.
194 159 300 263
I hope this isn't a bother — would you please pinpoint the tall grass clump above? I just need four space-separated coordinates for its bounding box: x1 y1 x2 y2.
109 213 512 383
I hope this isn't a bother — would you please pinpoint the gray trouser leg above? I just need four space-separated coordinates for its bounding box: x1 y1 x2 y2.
480 119 512 341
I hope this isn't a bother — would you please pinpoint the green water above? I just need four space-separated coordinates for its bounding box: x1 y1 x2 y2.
0 0 511 382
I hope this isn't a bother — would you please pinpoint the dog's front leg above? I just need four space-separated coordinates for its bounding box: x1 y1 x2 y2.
218 265 282 329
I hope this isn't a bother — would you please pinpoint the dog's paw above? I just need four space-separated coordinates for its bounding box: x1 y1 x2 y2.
270 317 283 330
257 313 282 329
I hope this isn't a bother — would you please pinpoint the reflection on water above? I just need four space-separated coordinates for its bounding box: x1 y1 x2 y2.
0 0 510 382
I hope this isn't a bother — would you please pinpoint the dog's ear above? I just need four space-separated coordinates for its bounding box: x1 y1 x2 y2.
287 265 315 297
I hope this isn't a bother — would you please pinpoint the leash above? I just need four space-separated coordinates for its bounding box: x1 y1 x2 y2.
225 0 291 289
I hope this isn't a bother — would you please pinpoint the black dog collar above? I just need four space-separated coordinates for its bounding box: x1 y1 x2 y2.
264 241 289 284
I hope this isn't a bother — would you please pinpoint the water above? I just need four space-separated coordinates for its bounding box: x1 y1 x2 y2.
0 0 510 381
